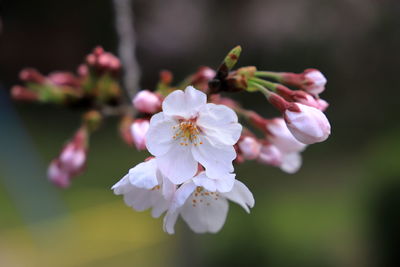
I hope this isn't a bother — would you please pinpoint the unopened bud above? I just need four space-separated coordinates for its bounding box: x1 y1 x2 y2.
238 136 261 160
11 86 39 101
284 103 331 144
19 68 45 84
132 90 162 114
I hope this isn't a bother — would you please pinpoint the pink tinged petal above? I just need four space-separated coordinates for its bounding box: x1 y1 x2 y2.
258 144 282 167
197 103 242 146
304 70 327 95
180 195 229 234
284 104 331 144
280 152 302 174
267 118 306 153
222 180 255 213
238 136 261 160
131 119 150 150
192 137 236 179
162 86 207 118
192 172 235 193
128 159 159 189
145 113 176 156
156 144 198 184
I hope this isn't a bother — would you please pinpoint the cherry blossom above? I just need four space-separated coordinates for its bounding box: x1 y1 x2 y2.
146 86 242 184
112 159 176 218
163 172 254 234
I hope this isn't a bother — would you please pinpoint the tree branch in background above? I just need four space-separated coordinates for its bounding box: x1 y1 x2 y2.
113 0 141 100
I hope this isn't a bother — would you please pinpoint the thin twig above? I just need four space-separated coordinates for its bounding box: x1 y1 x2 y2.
113 0 141 100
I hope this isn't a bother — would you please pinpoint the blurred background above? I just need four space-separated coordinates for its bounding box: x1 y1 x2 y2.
1 0 400 266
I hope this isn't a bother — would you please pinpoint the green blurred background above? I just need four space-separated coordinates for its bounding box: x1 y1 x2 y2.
1 0 400 266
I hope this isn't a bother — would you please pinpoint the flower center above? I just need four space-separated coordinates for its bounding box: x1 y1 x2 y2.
191 186 220 207
172 121 203 146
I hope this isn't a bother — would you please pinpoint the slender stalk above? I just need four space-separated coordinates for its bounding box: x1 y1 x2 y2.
254 71 282 81
113 0 141 100
248 80 272 98
249 77 278 92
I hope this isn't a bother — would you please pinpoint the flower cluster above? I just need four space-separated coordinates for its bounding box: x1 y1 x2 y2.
113 86 254 234
11 45 332 234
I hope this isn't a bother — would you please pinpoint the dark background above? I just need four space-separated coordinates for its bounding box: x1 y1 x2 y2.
1 0 399 266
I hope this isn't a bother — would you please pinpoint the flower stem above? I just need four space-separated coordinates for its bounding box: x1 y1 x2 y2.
254 71 282 81
247 80 272 98
249 77 278 92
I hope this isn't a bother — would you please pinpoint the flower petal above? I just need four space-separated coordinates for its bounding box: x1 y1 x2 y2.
146 113 176 156
170 181 197 210
192 137 236 178
156 144 198 184
112 174 133 195
192 172 235 193
163 210 180 235
162 86 207 118
180 195 229 233
197 103 242 146
280 152 302 174
128 159 159 189
222 180 254 213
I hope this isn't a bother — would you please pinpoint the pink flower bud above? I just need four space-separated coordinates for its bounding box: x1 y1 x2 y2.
303 69 327 95
258 144 282 166
11 86 39 102
19 68 45 84
238 136 261 160
284 103 331 144
48 160 71 188
281 69 327 96
48 72 80 87
131 119 150 150
47 128 88 188
132 90 162 114
59 143 86 172
266 118 306 153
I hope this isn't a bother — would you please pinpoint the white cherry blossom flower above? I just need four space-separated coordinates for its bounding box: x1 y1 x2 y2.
163 172 254 234
146 86 242 184
112 158 176 218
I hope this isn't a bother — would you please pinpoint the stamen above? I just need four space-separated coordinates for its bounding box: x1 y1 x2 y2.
172 121 203 146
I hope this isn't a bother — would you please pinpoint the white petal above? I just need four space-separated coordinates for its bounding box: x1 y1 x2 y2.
163 209 180 235
123 187 155 211
180 195 229 233
197 103 242 146
192 172 235 193
128 159 159 189
150 194 170 218
222 180 254 213
280 152 302 174
170 181 197 210
156 144 198 184
192 137 236 178
161 175 177 201
162 86 207 118
146 113 176 156
111 174 133 195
